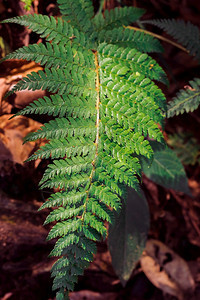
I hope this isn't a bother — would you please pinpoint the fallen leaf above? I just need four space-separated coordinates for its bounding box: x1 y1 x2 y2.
0 114 45 164
140 239 195 300
69 290 117 300
0 60 43 113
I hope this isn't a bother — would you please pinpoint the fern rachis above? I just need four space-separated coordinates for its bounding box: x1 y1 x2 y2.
1 1 167 299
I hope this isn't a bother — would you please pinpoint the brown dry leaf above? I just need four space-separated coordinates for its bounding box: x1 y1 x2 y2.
189 179 200 197
0 78 11 112
0 114 45 164
14 88 46 109
69 290 117 300
140 239 195 300
0 60 43 113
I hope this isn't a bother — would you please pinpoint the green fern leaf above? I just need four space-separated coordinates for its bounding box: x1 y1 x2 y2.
57 0 94 33
6 66 96 98
1 14 91 48
1 42 94 69
98 27 164 53
44 206 84 225
39 191 87 210
2 2 168 299
167 78 200 117
24 118 96 142
40 156 94 183
143 19 200 60
26 137 94 161
21 0 33 10
93 6 145 32
98 43 167 84
13 94 95 119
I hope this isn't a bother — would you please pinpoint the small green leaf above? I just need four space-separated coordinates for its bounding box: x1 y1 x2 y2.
21 0 33 11
108 188 149 285
142 142 191 195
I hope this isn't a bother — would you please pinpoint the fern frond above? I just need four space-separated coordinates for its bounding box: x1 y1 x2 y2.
21 0 33 10
1 2 168 299
57 0 94 33
14 94 96 119
98 27 164 53
44 206 84 225
89 183 121 211
143 19 200 60
40 172 90 190
39 191 87 210
27 137 95 161
93 6 145 32
98 43 167 84
99 153 139 188
6 66 95 98
24 118 96 142
1 42 94 69
100 60 166 114
87 199 114 223
40 156 94 184
1 14 91 48
167 78 200 117
47 220 81 241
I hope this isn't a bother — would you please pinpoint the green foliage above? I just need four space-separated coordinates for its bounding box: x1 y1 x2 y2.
92 6 145 32
143 19 200 60
142 142 190 195
167 78 200 117
140 19 200 117
98 26 164 53
1 1 169 298
142 19 200 118
168 132 200 166
1 14 92 49
57 0 94 33
108 188 149 285
21 0 34 11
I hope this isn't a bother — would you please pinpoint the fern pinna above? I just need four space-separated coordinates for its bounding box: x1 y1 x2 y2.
2 1 167 299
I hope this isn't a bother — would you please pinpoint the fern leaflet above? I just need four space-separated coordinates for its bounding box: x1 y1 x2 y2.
92 6 145 32
21 0 33 10
57 0 94 34
167 78 200 117
143 19 200 60
99 26 164 53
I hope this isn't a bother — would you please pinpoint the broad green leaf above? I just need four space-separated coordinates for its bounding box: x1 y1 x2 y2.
142 142 191 195
108 188 149 285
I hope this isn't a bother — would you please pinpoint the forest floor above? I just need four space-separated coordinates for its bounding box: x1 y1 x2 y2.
0 1 200 299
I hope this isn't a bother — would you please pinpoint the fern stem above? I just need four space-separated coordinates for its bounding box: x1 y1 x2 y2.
81 50 101 223
126 25 189 53
97 0 106 15
94 50 100 161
